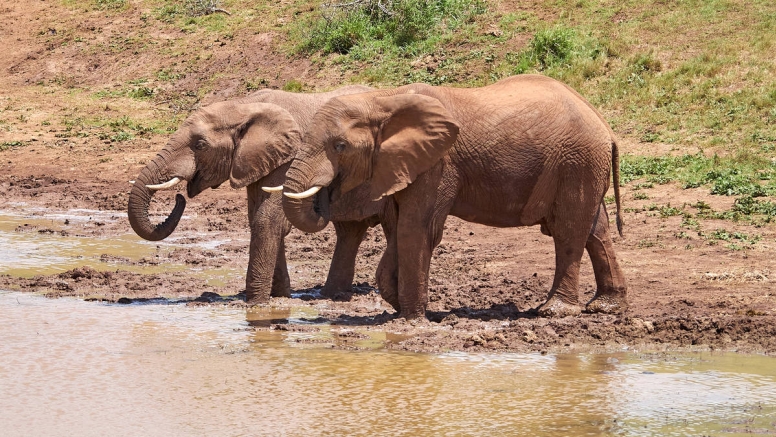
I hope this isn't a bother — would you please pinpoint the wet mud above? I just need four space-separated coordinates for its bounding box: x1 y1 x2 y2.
1 168 775 355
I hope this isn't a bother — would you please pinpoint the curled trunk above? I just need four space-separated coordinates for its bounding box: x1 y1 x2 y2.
281 152 334 233
282 186 330 233
127 158 186 241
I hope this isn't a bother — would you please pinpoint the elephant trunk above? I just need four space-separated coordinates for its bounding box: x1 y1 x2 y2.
128 153 186 241
281 149 334 233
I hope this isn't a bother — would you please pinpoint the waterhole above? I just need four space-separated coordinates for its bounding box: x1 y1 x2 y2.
1 291 775 436
2 210 776 436
0 211 242 285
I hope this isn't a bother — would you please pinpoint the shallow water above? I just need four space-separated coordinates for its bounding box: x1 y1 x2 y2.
1 291 775 437
0 211 243 284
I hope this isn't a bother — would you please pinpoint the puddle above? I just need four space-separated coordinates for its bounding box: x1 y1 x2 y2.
1 291 775 437
0 211 243 284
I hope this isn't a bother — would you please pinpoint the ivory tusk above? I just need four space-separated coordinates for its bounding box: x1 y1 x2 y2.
146 177 181 191
129 180 135 185
283 186 321 199
261 185 284 193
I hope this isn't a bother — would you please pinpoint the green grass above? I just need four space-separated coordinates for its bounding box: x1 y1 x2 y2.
42 0 774 202
293 0 486 55
284 0 775 160
55 113 172 142
0 141 28 151
621 153 776 196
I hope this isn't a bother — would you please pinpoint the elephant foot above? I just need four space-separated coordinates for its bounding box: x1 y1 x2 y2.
270 285 291 299
321 282 352 299
245 292 270 306
537 296 582 318
398 309 427 321
585 293 628 314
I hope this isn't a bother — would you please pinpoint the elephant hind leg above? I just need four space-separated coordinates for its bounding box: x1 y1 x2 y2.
537 233 586 318
537 189 600 317
585 203 628 314
322 220 371 298
537 216 592 317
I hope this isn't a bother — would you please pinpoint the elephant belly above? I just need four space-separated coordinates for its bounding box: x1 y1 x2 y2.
450 185 539 228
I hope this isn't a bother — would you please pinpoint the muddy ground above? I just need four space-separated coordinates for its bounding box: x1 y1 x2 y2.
1 159 775 355
1 1 775 355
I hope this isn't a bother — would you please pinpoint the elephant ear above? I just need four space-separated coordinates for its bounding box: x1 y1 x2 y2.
370 94 459 200
230 103 301 189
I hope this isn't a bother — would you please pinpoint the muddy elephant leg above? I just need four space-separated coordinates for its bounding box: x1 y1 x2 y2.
392 169 452 319
321 220 370 298
245 186 290 304
537 199 600 318
271 237 291 298
585 203 628 314
376 217 399 311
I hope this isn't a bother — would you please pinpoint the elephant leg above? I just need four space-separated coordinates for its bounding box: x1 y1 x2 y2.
393 168 452 319
245 186 290 304
245 228 279 303
585 203 628 314
537 200 599 318
376 218 399 311
321 220 370 298
271 237 291 298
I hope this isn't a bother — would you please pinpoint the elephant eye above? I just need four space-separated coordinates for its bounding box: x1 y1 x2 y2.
334 141 347 153
194 140 208 151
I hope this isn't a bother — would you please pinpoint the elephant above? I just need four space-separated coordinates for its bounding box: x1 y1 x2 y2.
127 85 375 304
278 74 628 319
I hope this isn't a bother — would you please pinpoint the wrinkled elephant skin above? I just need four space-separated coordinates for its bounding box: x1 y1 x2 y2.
127 86 374 304
282 75 627 319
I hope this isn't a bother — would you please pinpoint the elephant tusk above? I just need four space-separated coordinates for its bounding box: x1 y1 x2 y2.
146 177 181 191
283 186 321 199
129 180 135 185
261 185 284 193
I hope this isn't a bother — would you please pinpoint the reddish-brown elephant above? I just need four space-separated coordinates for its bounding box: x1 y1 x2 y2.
279 75 627 319
127 86 375 304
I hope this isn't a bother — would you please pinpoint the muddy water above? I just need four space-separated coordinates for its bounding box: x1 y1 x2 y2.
0 212 242 284
2 292 775 437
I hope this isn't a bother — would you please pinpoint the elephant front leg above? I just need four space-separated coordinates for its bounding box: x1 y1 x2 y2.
271 238 291 298
376 221 399 311
395 225 434 319
245 186 290 304
322 220 370 298
245 230 289 303
584 203 628 314
393 192 450 319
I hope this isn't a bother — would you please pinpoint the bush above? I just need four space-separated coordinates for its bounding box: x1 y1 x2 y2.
296 0 486 55
529 27 576 68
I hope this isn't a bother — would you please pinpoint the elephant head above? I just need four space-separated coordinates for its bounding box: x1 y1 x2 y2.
128 100 300 241
279 91 459 233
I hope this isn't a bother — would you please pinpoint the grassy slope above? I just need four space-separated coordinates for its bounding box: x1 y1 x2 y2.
1 0 774 222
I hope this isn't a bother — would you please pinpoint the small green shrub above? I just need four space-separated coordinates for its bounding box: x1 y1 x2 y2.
95 0 126 10
128 86 155 99
732 196 776 218
528 27 576 68
295 0 486 55
282 80 304 92
0 141 27 151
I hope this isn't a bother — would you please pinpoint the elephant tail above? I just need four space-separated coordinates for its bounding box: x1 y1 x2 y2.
612 139 624 237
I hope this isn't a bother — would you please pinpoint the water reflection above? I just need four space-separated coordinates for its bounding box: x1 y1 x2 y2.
1 291 774 437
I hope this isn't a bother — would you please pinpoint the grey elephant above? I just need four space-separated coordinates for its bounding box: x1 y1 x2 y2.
127 85 374 304
278 74 627 319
